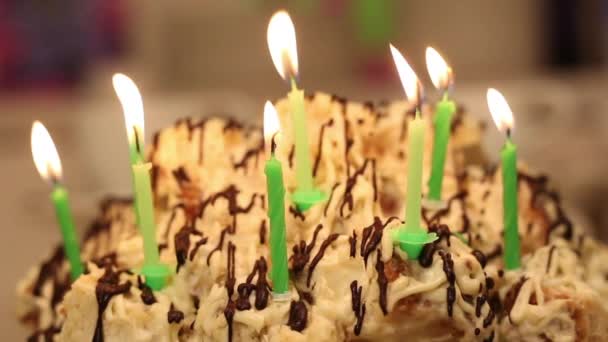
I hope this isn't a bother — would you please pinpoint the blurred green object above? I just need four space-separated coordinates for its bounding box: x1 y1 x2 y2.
352 0 393 48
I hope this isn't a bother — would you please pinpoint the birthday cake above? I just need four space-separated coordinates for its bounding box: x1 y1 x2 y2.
17 92 608 342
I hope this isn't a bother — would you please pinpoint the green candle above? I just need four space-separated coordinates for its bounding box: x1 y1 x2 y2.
426 47 455 202
501 139 520 270
428 94 455 201
389 45 438 259
31 121 84 280
113 73 171 290
267 10 327 212
404 111 425 234
289 78 314 192
487 88 521 270
51 186 85 280
263 101 289 296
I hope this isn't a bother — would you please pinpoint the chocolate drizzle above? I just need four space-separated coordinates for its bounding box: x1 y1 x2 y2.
233 138 264 173
207 227 229 266
287 300 308 332
223 242 236 342
375 249 389 315
291 224 324 274
93 265 132 342
168 303 185 324
137 276 156 305
306 233 339 287
174 225 203 272
259 220 267 244
360 216 400 265
172 167 191 185
204 185 261 234
438 251 456 317
546 245 556 273
350 280 366 335
340 159 372 217
289 205 305 221
235 257 270 311
312 119 334 177
503 276 527 323
349 231 357 258
323 183 340 217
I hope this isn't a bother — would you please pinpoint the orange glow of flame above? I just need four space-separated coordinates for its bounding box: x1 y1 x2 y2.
267 10 299 81
112 73 145 146
390 44 423 107
487 88 514 132
425 46 453 91
31 121 62 183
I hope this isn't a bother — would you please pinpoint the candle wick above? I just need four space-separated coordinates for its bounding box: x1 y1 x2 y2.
271 132 279 155
133 127 142 154
506 128 512 139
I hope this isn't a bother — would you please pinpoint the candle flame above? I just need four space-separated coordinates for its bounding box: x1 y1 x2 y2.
263 101 281 139
487 88 515 132
31 121 62 183
425 46 453 91
267 10 299 81
112 73 145 147
390 44 423 107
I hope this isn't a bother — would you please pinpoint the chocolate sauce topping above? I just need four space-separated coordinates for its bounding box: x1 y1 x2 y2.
235 257 270 311
32 247 65 297
288 145 295 169
312 119 334 177
287 300 308 332
476 295 487 317
503 277 527 323
174 225 203 272
233 139 263 172
546 245 556 273
189 236 209 262
224 242 237 342
340 159 372 217
207 227 229 266
323 183 340 217
259 220 267 245
27 326 60 342
360 216 400 265
167 303 185 324
289 206 305 221
94 266 132 342
291 224 323 274
375 249 389 315
438 251 456 317
306 233 339 287
472 250 488 268
350 280 366 335
349 231 357 258
137 276 157 305
172 167 191 184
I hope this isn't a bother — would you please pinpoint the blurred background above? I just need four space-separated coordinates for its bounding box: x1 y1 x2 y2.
2 0 608 339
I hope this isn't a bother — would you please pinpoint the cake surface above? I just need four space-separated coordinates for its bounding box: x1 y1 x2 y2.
17 93 608 341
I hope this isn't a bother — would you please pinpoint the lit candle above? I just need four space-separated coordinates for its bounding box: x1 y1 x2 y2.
487 88 521 270
425 47 456 204
113 73 171 290
263 101 290 297
267 10 326 212
389 45 437 259
31 121 84 280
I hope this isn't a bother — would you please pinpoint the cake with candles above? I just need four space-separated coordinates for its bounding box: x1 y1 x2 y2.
17 10 608 342
17 89 608 341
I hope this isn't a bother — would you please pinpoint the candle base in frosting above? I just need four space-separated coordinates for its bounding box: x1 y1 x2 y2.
291 189 327 212
393 230 438 260
141 263 172 291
